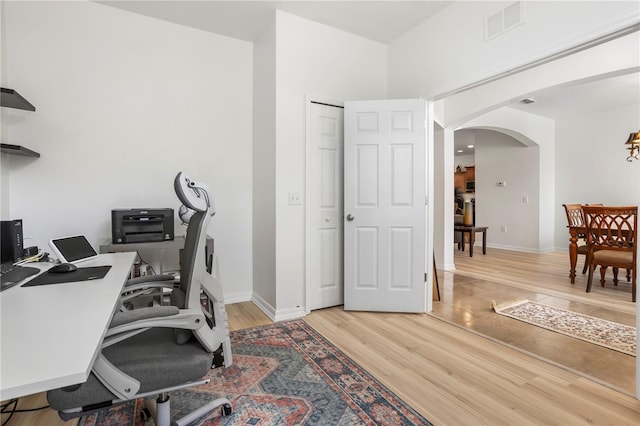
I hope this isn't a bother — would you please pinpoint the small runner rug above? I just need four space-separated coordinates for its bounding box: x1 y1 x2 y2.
492 299 636 356
79 319 431 425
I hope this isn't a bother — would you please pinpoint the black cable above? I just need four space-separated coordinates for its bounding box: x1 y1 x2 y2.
3 405 50 412
1 398 50 426
1 399 17 426
0 399 17 412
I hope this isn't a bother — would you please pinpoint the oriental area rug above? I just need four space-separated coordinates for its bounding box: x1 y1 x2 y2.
80 319 431 425
492 299 636 356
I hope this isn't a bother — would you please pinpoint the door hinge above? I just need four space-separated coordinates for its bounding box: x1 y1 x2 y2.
424 272 427 282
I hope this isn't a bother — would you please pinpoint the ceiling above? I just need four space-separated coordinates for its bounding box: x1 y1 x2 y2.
507 72 640 120
97 1 639 157
98 1 452 44
455 71 640 156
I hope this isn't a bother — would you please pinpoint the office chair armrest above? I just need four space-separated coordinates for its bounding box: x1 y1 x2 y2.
111 305 179 328
122 275 176 295
103 308 207 348
126 274 175 286
120 276 177 306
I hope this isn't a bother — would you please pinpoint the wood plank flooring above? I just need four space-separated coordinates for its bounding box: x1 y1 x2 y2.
4 251 640 425
304 307 640 426
451 248 636 315
434 248 637 395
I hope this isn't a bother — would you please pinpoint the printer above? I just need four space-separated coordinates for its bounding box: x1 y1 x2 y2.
111 208 174 244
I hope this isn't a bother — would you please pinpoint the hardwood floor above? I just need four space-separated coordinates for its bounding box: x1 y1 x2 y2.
4 256 639 425
305 307 640 426
434 248 637 395
450 248 636 315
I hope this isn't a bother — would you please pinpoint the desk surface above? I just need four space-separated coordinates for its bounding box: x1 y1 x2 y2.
99 235 213 255
0 252 136 401
99 235 186 253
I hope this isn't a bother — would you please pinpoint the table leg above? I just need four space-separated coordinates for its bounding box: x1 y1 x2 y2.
469 231 475 257
482 230 487 255
461 232 465 252
568 228 578 284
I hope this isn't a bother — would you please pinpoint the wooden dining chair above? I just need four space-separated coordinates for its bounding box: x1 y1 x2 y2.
562 203 590 274
582 205 637 302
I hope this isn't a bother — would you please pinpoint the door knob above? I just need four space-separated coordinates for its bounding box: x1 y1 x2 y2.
325 217 331 222
346 214 355 221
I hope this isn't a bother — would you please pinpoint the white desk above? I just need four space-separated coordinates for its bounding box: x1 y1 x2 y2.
0 252 136 401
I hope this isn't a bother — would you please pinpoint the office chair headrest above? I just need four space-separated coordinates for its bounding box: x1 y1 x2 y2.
174 172 215 216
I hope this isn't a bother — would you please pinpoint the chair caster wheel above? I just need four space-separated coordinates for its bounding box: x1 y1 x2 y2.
221 403 232 416
140 407 151 421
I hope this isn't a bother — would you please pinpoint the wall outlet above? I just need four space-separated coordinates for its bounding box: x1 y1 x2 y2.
501 225 507 232
288 192 302 205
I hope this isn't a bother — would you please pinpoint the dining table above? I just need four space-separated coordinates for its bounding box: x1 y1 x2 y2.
567 225 585 284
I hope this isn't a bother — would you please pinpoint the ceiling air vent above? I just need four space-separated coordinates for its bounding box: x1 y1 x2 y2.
485 1 524 41
520 98 536 104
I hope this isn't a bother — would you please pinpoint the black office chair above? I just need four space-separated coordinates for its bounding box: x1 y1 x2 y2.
47 172 233 425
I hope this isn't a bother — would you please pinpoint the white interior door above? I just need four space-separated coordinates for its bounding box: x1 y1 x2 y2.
307 101 344 310
344 99 427 313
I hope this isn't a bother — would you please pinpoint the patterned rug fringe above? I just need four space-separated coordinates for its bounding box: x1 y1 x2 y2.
492 299 636 356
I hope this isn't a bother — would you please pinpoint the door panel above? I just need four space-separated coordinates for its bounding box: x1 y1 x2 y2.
344 99 427 313
356 145 379 207
391 145 414 206
320 228 337 288
308 102 344 310
390 227 412 289
355 227 378 288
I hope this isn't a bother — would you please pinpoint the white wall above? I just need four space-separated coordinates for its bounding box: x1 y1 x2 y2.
252 15 277 310
3 0 638 314
388 1 639 99
554 102 640 250
0 1 8 219
389 0 637 257
434 125 457 271
272 11 387 319
461 107 556 251
472 130 540 251
1 1 253 300
438 31 640 129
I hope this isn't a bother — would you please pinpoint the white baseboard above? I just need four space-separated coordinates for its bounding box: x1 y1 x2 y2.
273 306 307 322
251 293 276 321
439 262 456 271
223 291 253 305
486 243 542 254
251 293 306 322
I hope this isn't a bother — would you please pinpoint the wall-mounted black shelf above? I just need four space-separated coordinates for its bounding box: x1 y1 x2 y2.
1 88 36 111
0 88 39 158
1 143 40 157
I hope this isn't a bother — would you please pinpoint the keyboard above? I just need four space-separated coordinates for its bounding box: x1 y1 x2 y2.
1 265 40 291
